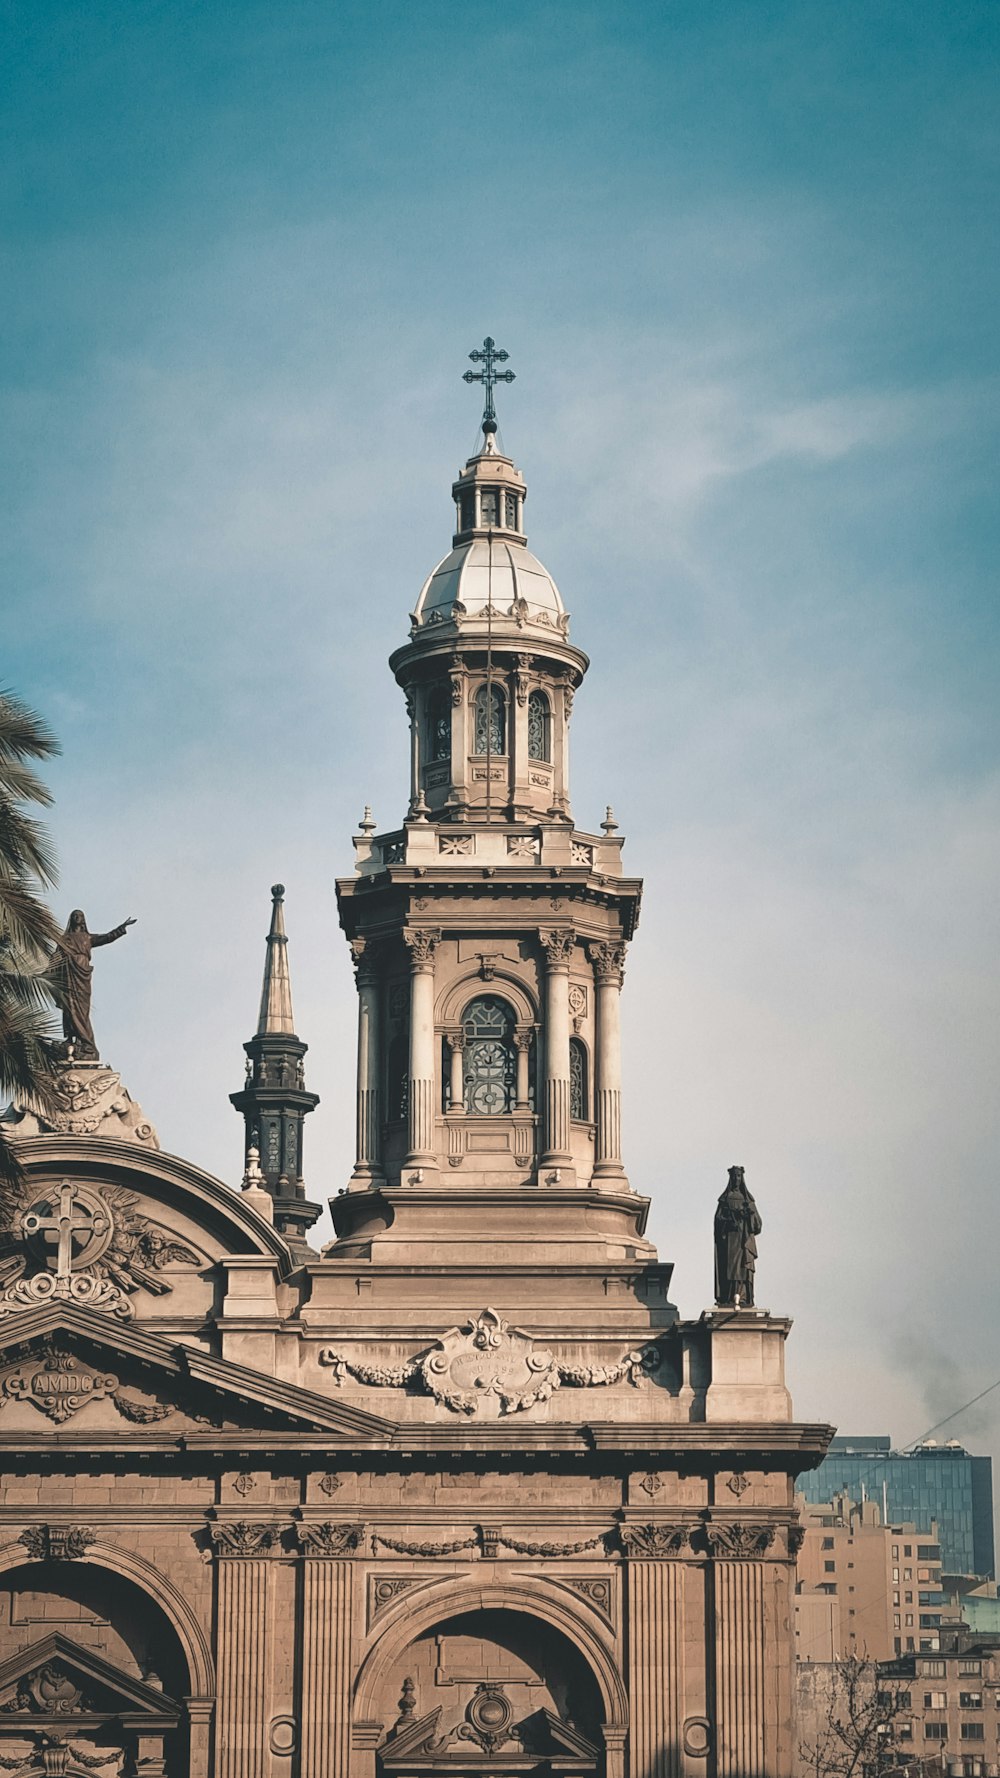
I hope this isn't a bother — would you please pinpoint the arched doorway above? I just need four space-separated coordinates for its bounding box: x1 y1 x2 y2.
372 1606 605 1776
0 1559 193 1776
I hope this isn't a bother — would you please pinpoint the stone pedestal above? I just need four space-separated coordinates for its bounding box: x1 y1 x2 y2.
4 1061 158 1147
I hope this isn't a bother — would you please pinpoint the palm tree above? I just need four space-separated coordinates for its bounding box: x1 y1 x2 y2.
0 688 62 1188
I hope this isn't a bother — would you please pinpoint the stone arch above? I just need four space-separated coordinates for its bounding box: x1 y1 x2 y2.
0 1539 214 1698
437 969 537 1029
353 1575 627 1729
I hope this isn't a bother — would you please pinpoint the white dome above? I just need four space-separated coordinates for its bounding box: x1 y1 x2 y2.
413 538 567 635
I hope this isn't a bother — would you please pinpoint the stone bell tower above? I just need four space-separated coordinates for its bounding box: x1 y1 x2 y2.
334 364 642 1263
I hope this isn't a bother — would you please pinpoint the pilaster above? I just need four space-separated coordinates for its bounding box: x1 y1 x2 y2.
404 928 441 1172
589 940 627 1180
623 1527 688 1778
298 1523 364 1778
539 928 574 1167
351 939 383 1185
210 1523 277 1778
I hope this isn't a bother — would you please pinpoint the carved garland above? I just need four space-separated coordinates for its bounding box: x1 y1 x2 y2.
318 1308 665 1417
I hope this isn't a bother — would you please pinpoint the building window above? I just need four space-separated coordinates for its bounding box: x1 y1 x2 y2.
897 1693 911 1709
427 685 452 763
822 1537 834 1550
460 492 475 531
923 1662 946 1678
504 491 518 529
961 1694 983 1710
824 1561 836 1573
924 1692 947 1710
527 690 551 762
462 996 516 1115
569 1037 588 1120
925 1723 947 1740
904 1545 912 1556
960 1663 982 1677
474 684 506 755
961 1724 985 1740
898 1722 913 1740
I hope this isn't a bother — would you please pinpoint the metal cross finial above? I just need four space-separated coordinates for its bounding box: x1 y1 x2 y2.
463 336 515 435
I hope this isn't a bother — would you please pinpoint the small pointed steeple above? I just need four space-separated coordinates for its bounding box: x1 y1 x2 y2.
258 884 295 1035
230 884 321 1253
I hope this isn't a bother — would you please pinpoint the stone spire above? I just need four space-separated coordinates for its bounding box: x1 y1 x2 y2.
230 885 321 1253
257 884 295 1035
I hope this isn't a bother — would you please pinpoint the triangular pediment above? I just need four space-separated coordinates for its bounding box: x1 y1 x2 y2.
0 1631 179 1727
0 1301 394 1440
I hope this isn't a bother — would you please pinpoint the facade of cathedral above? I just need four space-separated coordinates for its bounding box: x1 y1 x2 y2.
0 396 830 1777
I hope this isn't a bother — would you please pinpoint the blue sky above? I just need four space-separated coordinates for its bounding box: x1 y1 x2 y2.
4 1 999 1483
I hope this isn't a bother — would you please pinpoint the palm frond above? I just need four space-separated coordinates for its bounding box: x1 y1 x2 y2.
0 759 54 811
0 1127 26 1192
0 877 62 955
0 690 60 764
0 804 59 885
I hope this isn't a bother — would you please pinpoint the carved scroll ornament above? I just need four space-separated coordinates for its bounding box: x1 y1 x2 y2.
319 1308 664 1416
703 1521 776 1558
619 1523 691 1559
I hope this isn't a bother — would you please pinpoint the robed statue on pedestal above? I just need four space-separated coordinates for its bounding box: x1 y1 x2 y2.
50 910 136 1062
714 1165 762 1308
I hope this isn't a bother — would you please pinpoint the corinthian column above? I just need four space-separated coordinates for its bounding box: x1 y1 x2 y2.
350 940 382 1185
403 928 441 1168
588 941 627 1178
211 1524 275 1778
539 929 574 1164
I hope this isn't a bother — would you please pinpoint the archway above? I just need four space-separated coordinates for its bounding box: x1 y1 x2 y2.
0 1546 211 1778
355 1581 626 1776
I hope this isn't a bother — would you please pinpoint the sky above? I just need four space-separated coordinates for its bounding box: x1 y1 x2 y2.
4 1 999 1504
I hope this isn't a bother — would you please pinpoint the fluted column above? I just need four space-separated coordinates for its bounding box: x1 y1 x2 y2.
708 1524 773 1778
211 1524 275 1778
404 928 440 1166
539 929 574 1164
350 940 382 1183
622 1524 689 1778
298 1524 363 1778
588 941 627 1177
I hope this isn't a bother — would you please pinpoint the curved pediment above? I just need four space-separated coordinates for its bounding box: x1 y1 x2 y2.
0 1138 297 1331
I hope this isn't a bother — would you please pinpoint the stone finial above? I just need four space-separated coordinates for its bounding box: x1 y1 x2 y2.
358 806 376 834
601 805 619 833
241 1146 274 1222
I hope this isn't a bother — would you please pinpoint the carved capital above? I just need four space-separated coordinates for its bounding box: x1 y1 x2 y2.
350 937 382 984
587 941 627 986
539 928 575 969
446 1031 466 1053
297 1521 365 1558
513 1029 533 1053
619 1523 691 1559
19 1524 95 1562
703 1521 776 1559
403 928 442 969
208 1521 278 1559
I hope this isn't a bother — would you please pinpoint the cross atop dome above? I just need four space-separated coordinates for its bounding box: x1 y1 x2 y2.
463 336 515 442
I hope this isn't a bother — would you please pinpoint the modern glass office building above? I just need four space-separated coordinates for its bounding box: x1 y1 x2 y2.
798 1436 995 1578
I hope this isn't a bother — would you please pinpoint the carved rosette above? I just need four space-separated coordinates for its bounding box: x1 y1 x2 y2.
619 1523 691 1559
539 928 575 970
703 1521 776 1559
296 1522 365 1558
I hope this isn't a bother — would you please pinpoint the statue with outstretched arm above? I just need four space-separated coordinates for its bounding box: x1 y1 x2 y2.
50 910 136 1061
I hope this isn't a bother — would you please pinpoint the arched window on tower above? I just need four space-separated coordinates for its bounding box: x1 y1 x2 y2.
569 1037 589 1121
386 1033 408 1123
473 684 506 756
462 995 516 1115
427 685 451 764
527 690 551 762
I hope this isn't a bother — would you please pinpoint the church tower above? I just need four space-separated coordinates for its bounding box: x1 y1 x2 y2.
335 347 642 1273
229 883 321 1248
